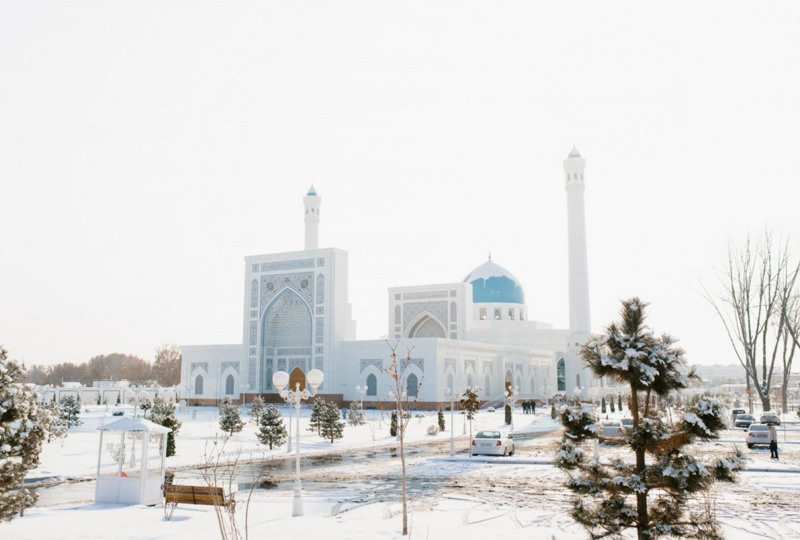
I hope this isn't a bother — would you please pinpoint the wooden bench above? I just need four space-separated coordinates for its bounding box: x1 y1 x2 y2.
162 483 236 520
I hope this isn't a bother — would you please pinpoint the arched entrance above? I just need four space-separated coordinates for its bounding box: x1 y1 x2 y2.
289 367 307 392
505 370 513 393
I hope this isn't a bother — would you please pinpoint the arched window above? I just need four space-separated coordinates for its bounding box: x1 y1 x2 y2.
366 373 377 396
195 375 204 395
576 374 581 389
447 373 453 394
557 358 566 392
484 375 490 395
225 374 235 395
467 375 474 388
407 374 419 397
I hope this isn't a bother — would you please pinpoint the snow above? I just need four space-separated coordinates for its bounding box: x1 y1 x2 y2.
4 404 800 539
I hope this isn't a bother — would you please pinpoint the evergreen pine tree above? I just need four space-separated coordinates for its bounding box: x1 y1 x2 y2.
249 395 265 424
257 405 287 449
42 400 68 444
618 394 623 411
610 395 616 413
437 409 445 432
390 411 398 437
319 401 345 443
309 397 326 434
59 395 82 428
1 347 47 522
504 403 512 425
555 298 744 540
150 397 181 457
460 386 481 451
601 396 607 413
347 401 365 426
218 398 244 436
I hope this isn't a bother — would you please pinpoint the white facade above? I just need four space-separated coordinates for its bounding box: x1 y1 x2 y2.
181 151 600 407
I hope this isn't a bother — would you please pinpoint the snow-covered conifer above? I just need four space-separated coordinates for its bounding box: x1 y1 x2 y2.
257 405 287 449
59 395 81 428
1 347 47 521
218 398 243 436
318 401 344 443
150 397 181 457
556 298 745 539
248 395 265 424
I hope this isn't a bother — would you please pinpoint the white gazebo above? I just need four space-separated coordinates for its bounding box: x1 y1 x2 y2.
95 417 171 505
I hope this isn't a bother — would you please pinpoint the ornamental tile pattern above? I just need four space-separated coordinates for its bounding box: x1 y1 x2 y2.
360 359 383 372
249 321 257 346
316 274 324 304
221 361 240 374
248 359 256 388
403 301 447 330
315 317 324 343
250 279 258 308
404 291 448 300
260 272 314 312
190 362 209 374
261 259 315 272
288 358 307 372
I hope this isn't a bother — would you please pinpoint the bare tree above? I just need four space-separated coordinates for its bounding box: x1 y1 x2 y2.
385 341 421 536
704 232 800 412
153 344 182 386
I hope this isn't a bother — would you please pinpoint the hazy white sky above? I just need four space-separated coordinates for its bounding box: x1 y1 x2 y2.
2 2 799 368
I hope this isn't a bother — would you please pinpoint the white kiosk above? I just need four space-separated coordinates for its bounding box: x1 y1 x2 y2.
95 417 171 505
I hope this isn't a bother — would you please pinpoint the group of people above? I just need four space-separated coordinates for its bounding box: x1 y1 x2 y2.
521 400 537 414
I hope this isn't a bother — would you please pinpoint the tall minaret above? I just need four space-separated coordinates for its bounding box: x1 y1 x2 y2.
303 185 321 250
563 147 591 335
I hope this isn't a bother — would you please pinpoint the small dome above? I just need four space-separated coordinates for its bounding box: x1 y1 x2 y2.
568 146 581 158
306 184 317 196
463 258 525 304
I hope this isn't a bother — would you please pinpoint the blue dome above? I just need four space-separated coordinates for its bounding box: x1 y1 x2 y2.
463 259 525 304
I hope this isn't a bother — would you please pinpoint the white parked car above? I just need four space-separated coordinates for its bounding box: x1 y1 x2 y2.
470 430 515 456
600 420 625 440
746 423 770 448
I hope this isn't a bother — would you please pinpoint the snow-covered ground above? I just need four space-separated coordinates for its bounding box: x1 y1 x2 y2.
6 404 800 539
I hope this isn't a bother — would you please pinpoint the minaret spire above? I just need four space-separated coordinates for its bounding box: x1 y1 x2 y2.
303 185 321 250
563 147 590 334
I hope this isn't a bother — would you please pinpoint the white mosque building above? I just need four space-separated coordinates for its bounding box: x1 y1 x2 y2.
180 148 600 408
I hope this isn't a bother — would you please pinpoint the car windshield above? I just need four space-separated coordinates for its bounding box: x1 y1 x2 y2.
621 419 633 425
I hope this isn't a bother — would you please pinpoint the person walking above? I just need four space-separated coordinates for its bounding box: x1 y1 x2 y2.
768 423 779 460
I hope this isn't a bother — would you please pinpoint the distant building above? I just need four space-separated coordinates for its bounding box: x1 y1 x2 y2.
181 149 602 408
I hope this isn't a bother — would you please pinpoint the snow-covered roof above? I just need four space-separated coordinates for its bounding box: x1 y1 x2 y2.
97 417 171 434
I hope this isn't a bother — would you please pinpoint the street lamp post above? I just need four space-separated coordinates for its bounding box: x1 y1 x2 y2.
272 369 324 517
443 387 455 457
277 385 293 453
355 385 367 411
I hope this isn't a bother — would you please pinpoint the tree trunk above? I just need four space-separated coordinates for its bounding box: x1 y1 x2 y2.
630 389 649 538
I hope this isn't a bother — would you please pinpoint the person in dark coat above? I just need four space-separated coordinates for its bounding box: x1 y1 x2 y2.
769 423 779 459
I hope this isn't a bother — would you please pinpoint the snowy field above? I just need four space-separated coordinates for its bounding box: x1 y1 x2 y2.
5 404 800 539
